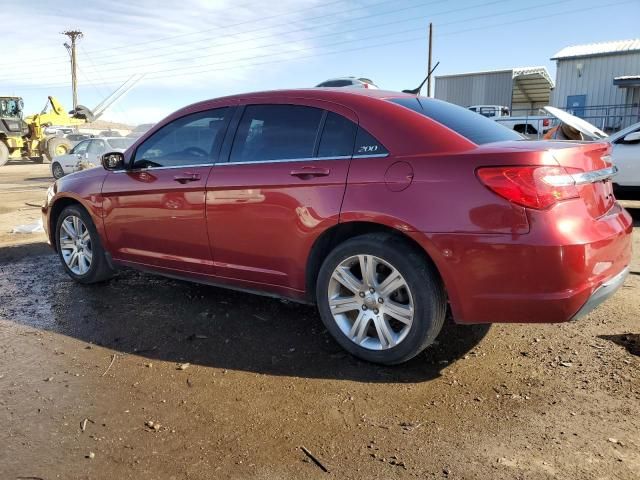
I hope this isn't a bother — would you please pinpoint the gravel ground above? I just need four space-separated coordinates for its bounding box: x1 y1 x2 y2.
1 163 638 480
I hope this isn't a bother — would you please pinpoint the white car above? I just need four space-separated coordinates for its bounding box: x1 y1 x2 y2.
609 121 640 195
315 77 378 89
50 137 133 179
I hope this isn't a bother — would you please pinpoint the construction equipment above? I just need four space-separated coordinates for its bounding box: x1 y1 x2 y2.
0 74 142 167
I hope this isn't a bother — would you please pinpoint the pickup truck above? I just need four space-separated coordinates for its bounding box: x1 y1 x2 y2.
468 105 555 138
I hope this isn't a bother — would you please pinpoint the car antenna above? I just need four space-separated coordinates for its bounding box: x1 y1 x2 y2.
402 61 440 95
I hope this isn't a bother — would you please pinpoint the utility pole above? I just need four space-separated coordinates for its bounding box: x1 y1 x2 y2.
62 30 83 110
427 23 433 97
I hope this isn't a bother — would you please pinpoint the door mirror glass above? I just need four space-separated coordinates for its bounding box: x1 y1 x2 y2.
101 152 125 170
622 131 640 143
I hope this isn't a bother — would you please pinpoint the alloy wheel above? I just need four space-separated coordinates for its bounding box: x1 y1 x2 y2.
327 254 414 350
59 215 92 275
53 163 64 179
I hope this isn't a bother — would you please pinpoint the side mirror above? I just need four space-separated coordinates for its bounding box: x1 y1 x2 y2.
622 131 640 143
101 152 125 170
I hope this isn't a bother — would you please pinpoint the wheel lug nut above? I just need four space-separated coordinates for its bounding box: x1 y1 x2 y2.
378 298 384 304
373 309 379 315
359 291 365 298
362 305 367 311
369 287 375 293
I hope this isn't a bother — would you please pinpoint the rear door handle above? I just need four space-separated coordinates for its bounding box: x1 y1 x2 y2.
290 167 330 179
173 172 201 184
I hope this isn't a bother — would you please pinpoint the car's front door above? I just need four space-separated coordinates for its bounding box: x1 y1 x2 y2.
206 103 357 292
101 107 231 274
85 139 107 167
62 139 90 172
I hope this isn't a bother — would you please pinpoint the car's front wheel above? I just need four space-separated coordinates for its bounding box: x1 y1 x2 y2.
52 162 65 179
55 205 115 283
316 233 446 365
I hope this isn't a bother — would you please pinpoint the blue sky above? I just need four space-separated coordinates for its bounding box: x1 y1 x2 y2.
4 0 640 125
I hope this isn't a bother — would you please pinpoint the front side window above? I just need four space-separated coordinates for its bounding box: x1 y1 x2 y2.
318 112 357 157
72 140 90 155
133 108 228 169
230 105 323 163
87 140 105 154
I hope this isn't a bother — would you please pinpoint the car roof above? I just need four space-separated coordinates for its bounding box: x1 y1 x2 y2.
184 88 413 111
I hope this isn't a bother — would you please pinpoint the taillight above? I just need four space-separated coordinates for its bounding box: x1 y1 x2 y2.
477 166 579 209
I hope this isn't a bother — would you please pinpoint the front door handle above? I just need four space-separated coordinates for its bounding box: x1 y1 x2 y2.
290 167 330 179
173 173 201 184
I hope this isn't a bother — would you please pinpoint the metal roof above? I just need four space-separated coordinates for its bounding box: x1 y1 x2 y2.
551 39 640 60
511 66 554 104
613 75 640 87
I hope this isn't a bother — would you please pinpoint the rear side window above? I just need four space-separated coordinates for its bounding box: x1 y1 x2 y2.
318 112 357 157
390 97 522 145
230 105 323 162
354 127 388 156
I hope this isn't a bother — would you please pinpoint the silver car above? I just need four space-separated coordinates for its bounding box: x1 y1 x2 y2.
315 77 378 89
50 137 134 179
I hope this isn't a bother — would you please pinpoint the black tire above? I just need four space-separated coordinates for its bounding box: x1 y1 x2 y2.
0 141 9 167
47 137 72 160
52 162 65 179
55 205 115 284
316 233 446 365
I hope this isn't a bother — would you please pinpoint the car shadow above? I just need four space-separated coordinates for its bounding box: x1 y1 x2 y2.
1 242 490 383
598 334 640 356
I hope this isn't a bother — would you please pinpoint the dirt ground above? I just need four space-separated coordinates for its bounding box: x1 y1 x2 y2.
1 162 638 480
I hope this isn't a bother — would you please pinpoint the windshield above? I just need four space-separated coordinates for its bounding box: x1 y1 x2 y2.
107 138 134 149
0 97 22 119
389 97 523 145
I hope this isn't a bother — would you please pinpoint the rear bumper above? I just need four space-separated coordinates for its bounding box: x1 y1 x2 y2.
408 202 633 324
570 266 629 321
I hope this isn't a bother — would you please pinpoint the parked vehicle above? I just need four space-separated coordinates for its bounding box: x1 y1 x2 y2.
468 105 510 118
468 105 555 138
608 121 640 195
42 89 632 365
50 137 133 179
316 77 378 89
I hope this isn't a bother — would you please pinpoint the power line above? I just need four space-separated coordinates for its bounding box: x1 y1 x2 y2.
21 0 398 68
7 0 551 83
11 0 634 91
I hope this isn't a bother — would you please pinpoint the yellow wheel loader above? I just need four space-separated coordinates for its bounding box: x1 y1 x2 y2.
0 75 142 167
0 96 93 166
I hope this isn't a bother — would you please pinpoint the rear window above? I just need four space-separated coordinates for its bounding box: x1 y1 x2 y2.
107 138 134 149
390 97 522 145
317 80 353 87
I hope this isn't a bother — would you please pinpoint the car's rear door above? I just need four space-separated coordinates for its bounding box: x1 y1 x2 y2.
101 107 231 274
206 101 357 292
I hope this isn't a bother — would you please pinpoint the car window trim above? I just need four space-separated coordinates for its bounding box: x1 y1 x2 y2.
128 106 234 170
112 163 215 174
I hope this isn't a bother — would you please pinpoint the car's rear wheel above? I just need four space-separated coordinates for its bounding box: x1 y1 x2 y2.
52 162 65 179
316 233 446 365
55 205 115 284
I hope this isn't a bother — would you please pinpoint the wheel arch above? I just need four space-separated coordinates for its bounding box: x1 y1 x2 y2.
48 196 85 251
305 220 444 303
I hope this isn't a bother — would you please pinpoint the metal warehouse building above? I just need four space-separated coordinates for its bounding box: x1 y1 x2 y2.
550 39 640 131
434 66 554 114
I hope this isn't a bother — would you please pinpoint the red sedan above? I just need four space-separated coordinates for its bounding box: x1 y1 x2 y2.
42 89 632 365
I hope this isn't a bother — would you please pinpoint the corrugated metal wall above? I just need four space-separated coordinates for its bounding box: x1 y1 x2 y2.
434 70 513 107
551 52 640 107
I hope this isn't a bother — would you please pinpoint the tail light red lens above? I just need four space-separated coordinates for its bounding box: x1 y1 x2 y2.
477 166 580 209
